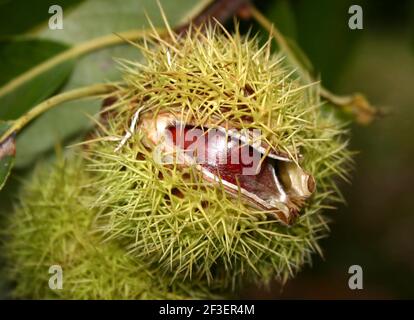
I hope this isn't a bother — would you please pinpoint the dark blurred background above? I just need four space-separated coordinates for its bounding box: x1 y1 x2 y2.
0 0 413 299
241 0 414 299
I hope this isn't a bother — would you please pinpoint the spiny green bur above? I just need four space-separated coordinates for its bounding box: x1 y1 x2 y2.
3 158 220 299
3 25 352 299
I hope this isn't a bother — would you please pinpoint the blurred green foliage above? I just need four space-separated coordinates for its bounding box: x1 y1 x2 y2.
0 39 74 120
248 0 414 299
0 0 83 37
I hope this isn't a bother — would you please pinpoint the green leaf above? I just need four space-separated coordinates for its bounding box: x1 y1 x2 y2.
13 0 210 168
0 121 15 190
284 36 314 76
14 99 99 168
293 0 361 87
0 0 84 37
264 0 297 40
0 39 74 119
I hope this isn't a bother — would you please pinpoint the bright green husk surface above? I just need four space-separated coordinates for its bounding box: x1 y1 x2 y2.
2 24 352 298
2 157 221 299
